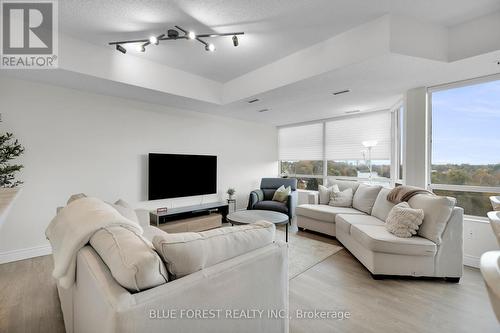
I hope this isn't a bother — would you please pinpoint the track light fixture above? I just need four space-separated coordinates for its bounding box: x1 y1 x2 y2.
109 25 244 54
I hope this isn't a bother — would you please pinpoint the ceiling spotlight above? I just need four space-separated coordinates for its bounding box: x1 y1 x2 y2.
137 44 146 52
188 31 196 40
167 29 179 38
116 44 126 54
206 43 216 52
149 36 158 45
232 35 239 47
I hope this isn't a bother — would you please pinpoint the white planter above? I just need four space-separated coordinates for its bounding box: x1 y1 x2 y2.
0 187 21 229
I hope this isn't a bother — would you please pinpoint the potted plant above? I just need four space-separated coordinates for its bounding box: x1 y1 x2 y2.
0 132 24 228
226 188 236 200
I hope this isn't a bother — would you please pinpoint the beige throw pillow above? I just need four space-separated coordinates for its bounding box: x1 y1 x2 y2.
272 185 291 203
111 199 139 224
329 188 353 207
318 185 339 205
385 202 424 238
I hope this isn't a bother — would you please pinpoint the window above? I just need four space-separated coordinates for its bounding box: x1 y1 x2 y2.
278 111 393 189
325 112 391 184
429 77 500 217
279 123 323 190
396 105 404 182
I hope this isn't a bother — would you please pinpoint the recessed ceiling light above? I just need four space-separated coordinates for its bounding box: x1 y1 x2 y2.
345 110 360 114
149 36 158 45
247 98 260 104
332 89 350 96
258 108 270 113
188 31 196 40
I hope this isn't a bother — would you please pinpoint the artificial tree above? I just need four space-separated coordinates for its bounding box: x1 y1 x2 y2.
0 132 24 188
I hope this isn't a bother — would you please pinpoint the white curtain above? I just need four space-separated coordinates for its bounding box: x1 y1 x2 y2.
278 123 323 160
325 112 391 160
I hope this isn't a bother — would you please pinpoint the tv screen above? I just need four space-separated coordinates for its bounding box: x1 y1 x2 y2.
148 153 217 200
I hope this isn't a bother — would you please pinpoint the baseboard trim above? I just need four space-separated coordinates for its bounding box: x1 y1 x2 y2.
463 254 480 268
0 244 52 264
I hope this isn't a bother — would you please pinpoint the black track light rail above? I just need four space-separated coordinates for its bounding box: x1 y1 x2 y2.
109 25 244 53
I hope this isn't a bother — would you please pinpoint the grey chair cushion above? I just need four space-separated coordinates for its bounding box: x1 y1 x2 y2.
260 177 297 191
253 200 288 215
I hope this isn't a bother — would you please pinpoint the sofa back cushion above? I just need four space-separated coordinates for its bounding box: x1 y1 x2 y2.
408 194 456 244
260 177 297 191
90 226 168 292
262 189 276 200
327 179 360 194
153 221 275 279
318 185 339 205
371 187 395 221
352 184 382 214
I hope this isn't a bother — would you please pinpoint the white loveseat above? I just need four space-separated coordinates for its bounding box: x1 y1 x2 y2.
56 210 289 333
296 180 463 281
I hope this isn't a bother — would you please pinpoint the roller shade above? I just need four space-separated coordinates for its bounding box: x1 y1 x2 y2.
279 123 323 160
325 112 391 160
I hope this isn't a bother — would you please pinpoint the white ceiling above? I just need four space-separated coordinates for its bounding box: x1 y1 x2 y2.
5 0 500 127
59 0 500 82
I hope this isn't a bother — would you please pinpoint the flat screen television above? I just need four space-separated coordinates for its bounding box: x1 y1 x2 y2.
148 153 217 200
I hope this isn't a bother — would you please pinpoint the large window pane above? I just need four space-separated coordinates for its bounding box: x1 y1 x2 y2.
433 189 500 217
327 160 390 179
431 79 500 187
295 177 323 191
280 160 323 176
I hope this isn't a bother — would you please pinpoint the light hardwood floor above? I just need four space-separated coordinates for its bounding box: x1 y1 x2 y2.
0 230 498 333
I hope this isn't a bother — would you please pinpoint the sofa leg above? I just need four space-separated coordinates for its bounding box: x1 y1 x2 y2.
370 274 385 280
444 277 460 283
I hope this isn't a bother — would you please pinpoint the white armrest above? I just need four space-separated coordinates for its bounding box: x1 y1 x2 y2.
307 192 319 205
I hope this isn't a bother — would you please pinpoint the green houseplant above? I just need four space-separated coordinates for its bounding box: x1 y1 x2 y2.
226 188 236 200
0 132 24 228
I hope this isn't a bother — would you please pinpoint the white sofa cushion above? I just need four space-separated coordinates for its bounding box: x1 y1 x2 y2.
89 226 169 292
409 194 456 245
296 204 365 223
153 221 275 279
350 224 437 256
371 187 395 221
352 184 382 214
329 188 354 207
335 214 385 235
318 185 339 205
327 179 360 194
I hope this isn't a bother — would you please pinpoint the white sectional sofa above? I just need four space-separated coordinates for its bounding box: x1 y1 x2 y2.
53 203 289 333
296 180 464 281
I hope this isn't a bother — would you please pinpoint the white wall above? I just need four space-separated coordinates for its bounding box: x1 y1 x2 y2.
0 76 278 263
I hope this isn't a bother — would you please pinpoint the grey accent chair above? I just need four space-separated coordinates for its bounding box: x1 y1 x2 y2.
247 178 298 222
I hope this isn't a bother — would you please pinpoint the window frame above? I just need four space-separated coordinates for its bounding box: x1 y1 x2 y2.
278 111 394 188
427 73 500 219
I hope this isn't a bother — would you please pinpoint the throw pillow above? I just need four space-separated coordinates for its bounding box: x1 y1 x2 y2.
318 184 339 205
385 202 424 238
352 184 382 214
67 193 87 205
111 199 140 224
272 185 291 203
329 188 353 207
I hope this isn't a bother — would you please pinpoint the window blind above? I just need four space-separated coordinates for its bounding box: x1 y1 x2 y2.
278 123 323 160
325 112 391 160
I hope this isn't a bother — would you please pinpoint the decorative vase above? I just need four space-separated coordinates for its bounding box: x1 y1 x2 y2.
0 187 21 229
